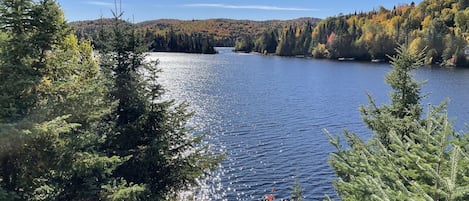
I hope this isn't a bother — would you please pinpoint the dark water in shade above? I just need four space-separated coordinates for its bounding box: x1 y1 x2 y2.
147 47 469 200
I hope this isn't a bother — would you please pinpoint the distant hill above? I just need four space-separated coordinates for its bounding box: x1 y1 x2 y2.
137 18 320 46
71 17 321 47
229 0 469 67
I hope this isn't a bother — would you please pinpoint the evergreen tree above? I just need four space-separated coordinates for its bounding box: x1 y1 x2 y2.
0 0 38 121
291 178 304 201
254 30 277 54
254 30 278 54
148 31 216 54
45 35 122 201
328 45 469 200
100 8 221 200
294 23 313 56
360 45 424 146
276 26 296 56
234 35 254 52
0 1 220 200
0 1 124 200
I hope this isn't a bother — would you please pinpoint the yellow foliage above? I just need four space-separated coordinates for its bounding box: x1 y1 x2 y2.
409 37 425 55
364 32 374 42
62 34 79 50
421 16 432 29
441 8 455 17
295 27 302 38
312 43 329 58
385 16 402 36
347 16 358 26
43 77 52 86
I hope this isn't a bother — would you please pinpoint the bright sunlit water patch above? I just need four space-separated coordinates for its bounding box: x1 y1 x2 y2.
147 47 469 200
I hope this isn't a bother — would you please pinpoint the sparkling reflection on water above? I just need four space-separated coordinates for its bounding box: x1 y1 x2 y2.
148 47 469 200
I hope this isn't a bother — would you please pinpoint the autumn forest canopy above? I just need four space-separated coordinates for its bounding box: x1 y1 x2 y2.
73 0 469 67
235 0 469 67
72 17 319 55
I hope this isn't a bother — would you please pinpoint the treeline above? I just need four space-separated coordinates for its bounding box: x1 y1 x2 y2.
312 0 469 66
138 18 320 47
0 0 220 201
234 23 313 56
77 20 217 54
235 22 313 56
148 30 216 54
237 0 469 67
72 17 320 49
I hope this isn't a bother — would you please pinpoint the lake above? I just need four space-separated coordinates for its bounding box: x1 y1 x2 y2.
147 47 469 200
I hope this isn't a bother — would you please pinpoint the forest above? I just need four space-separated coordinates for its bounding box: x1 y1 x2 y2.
75 18 217 54
72 17 320 53
148 31 216 54
0 0 221 200
236 0 469 67
72 0 469 67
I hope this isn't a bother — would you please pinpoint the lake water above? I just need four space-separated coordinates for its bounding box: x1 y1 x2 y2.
147 47 469 200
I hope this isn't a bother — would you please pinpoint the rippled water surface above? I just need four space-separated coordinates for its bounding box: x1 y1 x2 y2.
148 47 469 200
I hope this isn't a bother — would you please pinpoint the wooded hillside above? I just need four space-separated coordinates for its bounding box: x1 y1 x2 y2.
234 0 469 67
309 0 469 66
71 17 320 48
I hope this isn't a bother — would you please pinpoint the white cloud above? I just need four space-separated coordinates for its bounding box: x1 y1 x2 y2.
183 3 318 11
85 1 115 7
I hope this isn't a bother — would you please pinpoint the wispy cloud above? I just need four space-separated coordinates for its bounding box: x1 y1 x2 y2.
183 3 318 11
85 1 115 7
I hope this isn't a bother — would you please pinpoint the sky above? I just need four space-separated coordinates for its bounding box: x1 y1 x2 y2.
57 0 423 22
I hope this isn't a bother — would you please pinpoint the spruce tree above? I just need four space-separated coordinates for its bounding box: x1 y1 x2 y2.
0 1 124 200
328 45 469 200
234 35 253 52
100 8 221 200
0 0 37 121
276 26 296 56
294 23 313 56
360 45 425 146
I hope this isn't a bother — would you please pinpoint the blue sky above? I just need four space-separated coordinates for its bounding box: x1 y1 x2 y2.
57 0 422 22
